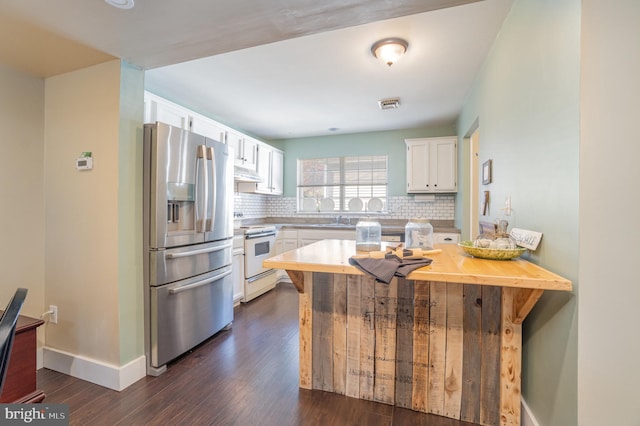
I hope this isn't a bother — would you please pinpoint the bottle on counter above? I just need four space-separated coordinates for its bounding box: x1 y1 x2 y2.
355 217 382 252
405 218 434 250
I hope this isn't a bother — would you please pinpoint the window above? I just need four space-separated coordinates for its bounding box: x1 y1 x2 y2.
297 155 388 212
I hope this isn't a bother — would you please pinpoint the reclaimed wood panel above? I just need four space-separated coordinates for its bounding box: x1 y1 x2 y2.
412 280 430 413
395 278 414 409
373 278 398 405
312 272 334 392
305 272 538 426
359 276 376 401
333 274 347 395
428 281 447 416
345 274 362 398
480 286 501 426
299 272 313 389
461 284 482 423
500 287 522 425
444 283 463 419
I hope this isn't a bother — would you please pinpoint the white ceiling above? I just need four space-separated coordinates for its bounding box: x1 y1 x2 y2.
0 0 512 140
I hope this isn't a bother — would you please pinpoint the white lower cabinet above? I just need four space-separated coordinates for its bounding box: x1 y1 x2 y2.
275 229 299 281
434 233 460 244
275 228 355 282
297 229 355 247
232 235 245 305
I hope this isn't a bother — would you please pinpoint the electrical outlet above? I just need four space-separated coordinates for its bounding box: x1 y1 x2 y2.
49 305 58 324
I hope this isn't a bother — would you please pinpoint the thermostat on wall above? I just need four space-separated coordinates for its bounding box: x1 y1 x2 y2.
76 152 93 170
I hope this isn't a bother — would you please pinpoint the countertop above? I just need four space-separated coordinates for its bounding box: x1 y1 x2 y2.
263 239 572 291
239 217 460 234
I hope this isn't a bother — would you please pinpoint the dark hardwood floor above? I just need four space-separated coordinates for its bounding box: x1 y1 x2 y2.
37 282 475 426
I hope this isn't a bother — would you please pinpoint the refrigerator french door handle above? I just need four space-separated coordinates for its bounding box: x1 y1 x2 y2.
165 241 233 259
196 145 208 233
208 146 217 232
168 269 232 294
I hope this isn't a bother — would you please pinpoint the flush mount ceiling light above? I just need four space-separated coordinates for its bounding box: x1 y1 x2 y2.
105 0 135 9
371 38 409 67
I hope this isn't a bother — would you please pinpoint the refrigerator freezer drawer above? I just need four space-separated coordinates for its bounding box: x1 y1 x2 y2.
149 265 233 368
148 239 232 287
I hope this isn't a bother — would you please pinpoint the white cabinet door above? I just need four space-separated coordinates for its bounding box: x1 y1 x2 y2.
434 233 460 244
406 137 457 193
242 137 259 170
190 115 226 143
145 97 190 129
282 238 298 252
230 132 258 170
271 149 284 195
228 131 246 167
406 141 430 192
255 144 284 195
232 251 245 304
256 144 272 193
431 139 457 192
275 230 298 281
297 229 354 247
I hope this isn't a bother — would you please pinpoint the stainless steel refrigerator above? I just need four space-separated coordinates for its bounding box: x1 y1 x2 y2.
143 122 234 375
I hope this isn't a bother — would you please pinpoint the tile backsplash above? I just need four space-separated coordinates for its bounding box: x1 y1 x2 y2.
234 192 455 220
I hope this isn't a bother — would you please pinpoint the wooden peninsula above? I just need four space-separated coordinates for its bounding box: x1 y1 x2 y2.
263 240 572 426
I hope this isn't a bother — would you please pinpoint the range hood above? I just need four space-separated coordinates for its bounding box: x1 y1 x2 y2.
234 166 263 182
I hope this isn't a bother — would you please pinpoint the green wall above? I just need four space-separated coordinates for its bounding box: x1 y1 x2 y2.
118 61 145 363
271 125 455 197
456 0 580 424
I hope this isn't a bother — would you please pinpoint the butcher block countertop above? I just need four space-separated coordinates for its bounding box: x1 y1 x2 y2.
263 239 572 291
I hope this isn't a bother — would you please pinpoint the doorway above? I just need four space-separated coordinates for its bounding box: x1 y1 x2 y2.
469 128 480 239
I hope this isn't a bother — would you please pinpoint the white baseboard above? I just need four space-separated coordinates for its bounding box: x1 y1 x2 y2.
521 397 540 426
43 347 146 391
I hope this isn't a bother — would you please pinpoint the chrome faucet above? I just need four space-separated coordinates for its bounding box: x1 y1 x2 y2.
335 215 342 225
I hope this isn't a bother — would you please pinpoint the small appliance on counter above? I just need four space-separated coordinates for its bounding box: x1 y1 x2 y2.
405 218 434 250
355 217 382 252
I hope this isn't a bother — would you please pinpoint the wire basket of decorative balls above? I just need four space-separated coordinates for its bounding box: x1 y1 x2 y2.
458 220 527 260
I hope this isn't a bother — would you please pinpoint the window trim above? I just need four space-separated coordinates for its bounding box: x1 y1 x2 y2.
296 155 388 213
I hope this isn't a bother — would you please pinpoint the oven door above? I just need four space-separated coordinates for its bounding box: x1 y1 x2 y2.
244 233 275 278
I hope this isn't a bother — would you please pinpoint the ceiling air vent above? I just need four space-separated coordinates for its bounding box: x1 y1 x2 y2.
378 97 400 110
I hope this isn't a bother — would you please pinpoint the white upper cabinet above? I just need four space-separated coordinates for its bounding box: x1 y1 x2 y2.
189 115 227 143
145 92 226 142
405 137 457 193
239 142 284 195
229 131 258 171
144 93 189 129
271 149 284 195
256 144 284 195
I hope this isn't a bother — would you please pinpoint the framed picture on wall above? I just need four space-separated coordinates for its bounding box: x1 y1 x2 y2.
483 160 492 185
